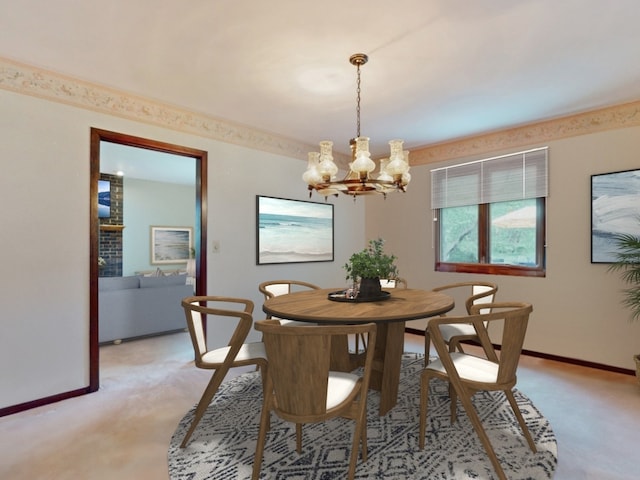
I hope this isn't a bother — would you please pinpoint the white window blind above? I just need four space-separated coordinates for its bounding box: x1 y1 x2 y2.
431 147 548 209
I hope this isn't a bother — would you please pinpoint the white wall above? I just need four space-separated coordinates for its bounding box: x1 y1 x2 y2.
367 126 640 370
3 80 637 412
123 177 196 275
0 88 365 410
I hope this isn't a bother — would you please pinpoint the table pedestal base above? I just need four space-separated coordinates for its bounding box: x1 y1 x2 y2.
371 321 405 415
329 321 406 416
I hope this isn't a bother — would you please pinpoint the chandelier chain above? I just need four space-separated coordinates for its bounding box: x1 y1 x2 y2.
356 62 361 138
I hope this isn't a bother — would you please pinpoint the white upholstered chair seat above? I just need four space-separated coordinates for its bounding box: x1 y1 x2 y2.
426 352 499 384
269 316 315 326
326 372 360 410
202 342 267 365
424 282 498 363
439 323 477 343
281 320 314 327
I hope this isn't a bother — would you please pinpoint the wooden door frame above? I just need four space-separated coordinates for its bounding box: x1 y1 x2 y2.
89 128 207 391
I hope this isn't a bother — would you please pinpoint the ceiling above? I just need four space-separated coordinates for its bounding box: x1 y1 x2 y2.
99 142 195 185
3 0 640 164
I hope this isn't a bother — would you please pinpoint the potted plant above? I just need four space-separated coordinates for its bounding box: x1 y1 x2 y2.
344 238 398 298
607 230 640 384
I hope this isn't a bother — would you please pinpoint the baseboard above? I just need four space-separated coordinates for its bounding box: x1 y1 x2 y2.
98 327 188 346
0 386 90 418
405 327 635 377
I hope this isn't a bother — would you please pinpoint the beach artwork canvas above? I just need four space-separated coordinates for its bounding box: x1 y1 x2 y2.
151 226 193 264
98 179 111 218
257 196 334 264
591 168 640 263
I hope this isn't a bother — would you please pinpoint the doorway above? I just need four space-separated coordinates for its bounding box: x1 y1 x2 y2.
89 128 208 391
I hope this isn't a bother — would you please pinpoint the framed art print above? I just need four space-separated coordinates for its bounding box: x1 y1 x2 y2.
98 179 111 218
591 168 640 263
256 195 334 265
151 226 193 264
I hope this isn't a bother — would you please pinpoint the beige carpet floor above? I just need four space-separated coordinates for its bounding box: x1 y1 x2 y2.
0 332 639 479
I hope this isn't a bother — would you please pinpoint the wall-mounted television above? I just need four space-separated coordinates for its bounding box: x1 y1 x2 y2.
98 179 111 218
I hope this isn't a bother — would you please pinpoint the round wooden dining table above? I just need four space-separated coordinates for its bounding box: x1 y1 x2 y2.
262 287 454 415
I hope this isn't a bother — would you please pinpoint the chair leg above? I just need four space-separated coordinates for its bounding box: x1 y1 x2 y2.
419 371 431 449
258 364 271 431
295 423 303 453
251 397 272 480
458 392 507 480
423 331 431 366
505 390 537 452
348 410 365 480
449 382 458 423
359 416 368 462
180 366 229 448
358 396 369 462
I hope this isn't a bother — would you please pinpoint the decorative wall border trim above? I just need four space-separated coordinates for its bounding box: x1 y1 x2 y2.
0 56 352 165
2 56 639 168
410 100 640 165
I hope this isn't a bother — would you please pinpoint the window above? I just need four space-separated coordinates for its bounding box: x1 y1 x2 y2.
432 148 547 277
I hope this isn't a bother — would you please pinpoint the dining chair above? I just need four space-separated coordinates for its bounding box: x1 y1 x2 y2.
419 302 536 480
258 279 320 323
180 296 267 448
252 320 377 480
424 281 498 361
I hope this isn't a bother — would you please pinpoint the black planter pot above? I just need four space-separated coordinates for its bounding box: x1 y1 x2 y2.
358 277 382 298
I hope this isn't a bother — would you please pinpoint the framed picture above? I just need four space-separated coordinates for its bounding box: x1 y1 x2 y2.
98 179 111 218
256 195 334 265
591 168 640 263
151 226 193 264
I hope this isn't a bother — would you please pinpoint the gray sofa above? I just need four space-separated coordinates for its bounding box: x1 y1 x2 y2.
98 274 193 344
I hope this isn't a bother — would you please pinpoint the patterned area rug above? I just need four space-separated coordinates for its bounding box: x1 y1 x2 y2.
168 353 557 479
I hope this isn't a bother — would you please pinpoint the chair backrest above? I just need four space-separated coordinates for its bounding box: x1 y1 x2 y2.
471 284 496 314
259 280 321 320
259 280 321 299
181 295 254 368
467 302 532 383
432 281 498 315
254 320 377 419
380 277 408 289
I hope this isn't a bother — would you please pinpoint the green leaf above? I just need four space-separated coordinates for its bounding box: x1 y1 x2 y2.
343 238 398 281
608 230 640 322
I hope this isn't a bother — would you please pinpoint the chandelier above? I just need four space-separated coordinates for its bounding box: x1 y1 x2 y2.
303 53 411 199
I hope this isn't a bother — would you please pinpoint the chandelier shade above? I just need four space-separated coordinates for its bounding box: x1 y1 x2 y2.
303 53 410 198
